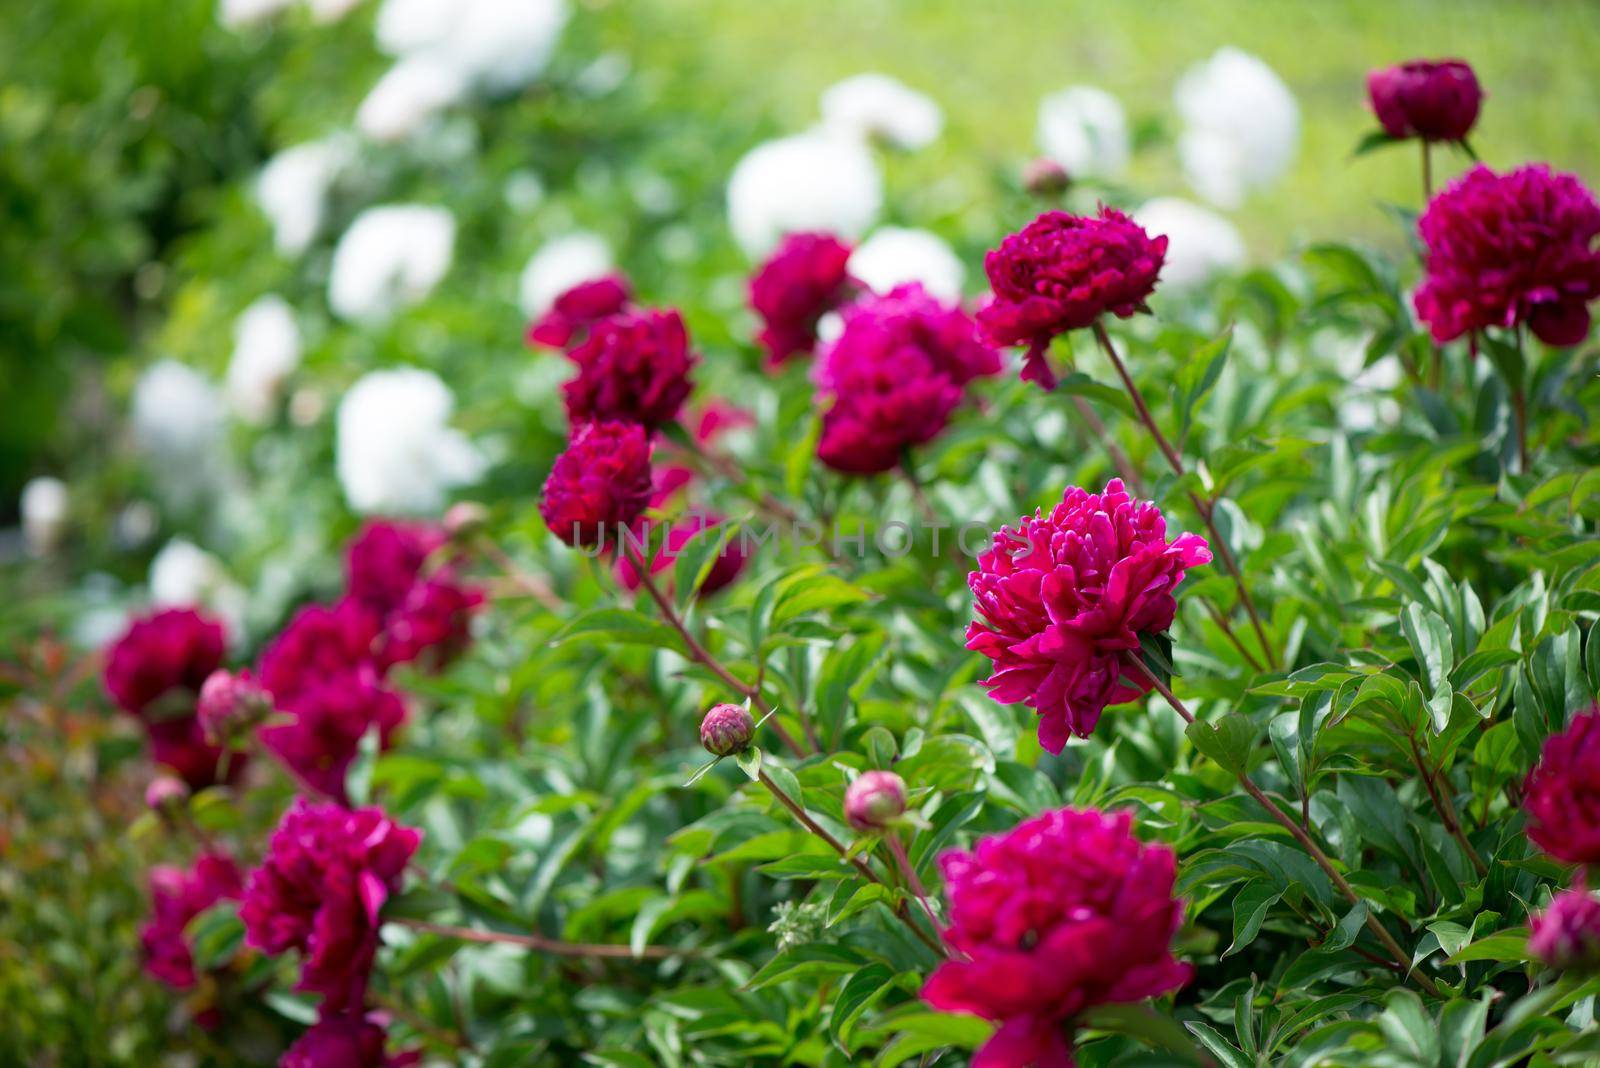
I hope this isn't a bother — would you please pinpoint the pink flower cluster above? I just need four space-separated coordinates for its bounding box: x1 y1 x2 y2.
813 283 1001 474
1522 707 1600 974
749 231 856 364
1367 59 1482 143
345 520 482 671
141 851 244 990
979 209 1166 390
564 308 697 431
103 608 239 790
281 1013 420 1068
1414 164 1600 347
966 480 1210 752
240 799 421 1013
922 807 1191 1067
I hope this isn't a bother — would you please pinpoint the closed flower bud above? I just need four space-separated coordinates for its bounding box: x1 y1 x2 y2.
197 669 273 745
845 770 907 831
1530 889 1600 974
145 774 191 812
1022 157 1071 197
700 703 754 757
1367 59 1481 143
443 501 490 540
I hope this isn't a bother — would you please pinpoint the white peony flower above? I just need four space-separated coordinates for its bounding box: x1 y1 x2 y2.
149 538 248 635
849 227 965 300
727 130 883 258
819 73 943 150
1134 197 1247 290
336 368 484 514
218 0 295 27
357 56 468 143
226 296 303 424
328 204 456 323
373 0 567 112
19 476 68 556
1036 86 1130 180
518 232 612 318
132 361 224 461
1175 48 1299 209
256 137 353 256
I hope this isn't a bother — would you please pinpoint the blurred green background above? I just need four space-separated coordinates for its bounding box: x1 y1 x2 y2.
4 0 1599 515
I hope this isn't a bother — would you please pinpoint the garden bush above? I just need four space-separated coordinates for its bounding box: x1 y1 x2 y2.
5 3 1600 1066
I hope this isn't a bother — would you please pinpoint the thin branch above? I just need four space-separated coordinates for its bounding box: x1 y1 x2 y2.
1407 734 1489 877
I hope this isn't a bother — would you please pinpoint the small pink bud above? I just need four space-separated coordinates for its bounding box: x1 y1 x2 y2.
1531 888 1600 973
1023 157 1071 196
197 669 273 745
444 501 490 540
700 703 754 757
145 774 190 812
845 770 907 832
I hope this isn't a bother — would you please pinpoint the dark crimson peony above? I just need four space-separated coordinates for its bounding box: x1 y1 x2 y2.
1413 164 1600 347
966 480 1210 752
1530 888 1600 974
978 209 1166 390
1523 706 1600 865
344 521 482 671
561 307 696 431
748 231 856 364
539 421 654 548
375 578 483 671
814 283 1001 474
1367 59 1482 143
614 512 748 598
104 608 227 718
141 851 244 989
526 274 633 350
922 807 1191 1068
148 716 235 791
345 521 447 618
258 600 383 705
240 799 420 1013
260 668 407 803
281 1013 420 1068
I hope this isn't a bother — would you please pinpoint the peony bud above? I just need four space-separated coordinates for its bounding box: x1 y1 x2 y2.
197 669 273 745
1022 157 1071 197
1367 59 1481 144
443 501 490 541
700 703 754 757
1530 888 1600 973
145 774 190 813
845 770 907 831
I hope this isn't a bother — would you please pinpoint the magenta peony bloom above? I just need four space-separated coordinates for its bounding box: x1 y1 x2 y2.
240 799 421 1013
104 608 227 718
148 716 236 791
281 1012 419 1068
749 231 856 364
966 479 1210 752
922 807 1191 1068
1367 60 1482 143
375 577 483 671
614 512 748 597
845 770 907 831
260 667 407 803
539 421 654 548
345 521 447 618
1413 164 1600 347
526 274 633 350
978 209 1166 390
562 307 696 431
258 600 383 706
141 851 244 989
814 283 1000 474
1523 706 1600 865
344 521 482 671
1530 888 1600 973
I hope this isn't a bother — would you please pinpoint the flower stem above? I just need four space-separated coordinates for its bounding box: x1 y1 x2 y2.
1407 734 1489 877
1092 323 1278 668
1420 140 1433 201
625 545 809 758
476 537 563 612
394 917 690 960
1120 652 1440 997
886 830 945 943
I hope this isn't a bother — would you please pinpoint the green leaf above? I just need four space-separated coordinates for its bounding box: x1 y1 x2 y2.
1445 929 1530 965
672 518 738 613
744 944 868 991
1352 128 1405 157
1186 714 1258 775
734 745 763 782
1402 602 1455 731
770 572 869 630
551 607 683 651
1174 327 1232 448
1376 989 1439 1063
1226 879 1283 957
828 962 894 1050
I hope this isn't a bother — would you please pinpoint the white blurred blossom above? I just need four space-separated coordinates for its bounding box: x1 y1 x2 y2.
819 73 943 150
1175 48 1299 209
218 0 295 27
328 205 456 323
849 227 965 301
336 369 484 514
1036 86 1129 179
227 296 303 424
149 538 247 633
357 56 467 143
727 130 883 258
132 361 224 462
256 137 353 256
518 232 612 318
1135 197 1247 290
20 477 68 556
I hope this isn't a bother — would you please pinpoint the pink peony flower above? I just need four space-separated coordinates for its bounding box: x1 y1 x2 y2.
614 512 748 598
539 421 654 548
1413 164 1600 347
814 283 1000 474
258 600 383 706
526 274 633 350
281 1013 420 1068
375 577 483 671
260 668 407 803
966 479 1210 752
1523 706 1600 865
1530 888 1600 973
922 807 1191 1068
562 307 696 431
978 209 1166 390
1367 59 1482 143
344 521 482 671
141 851 244 989
240 799 420 1013
749 231 856 364
345 521 448 618
103 608 227 718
